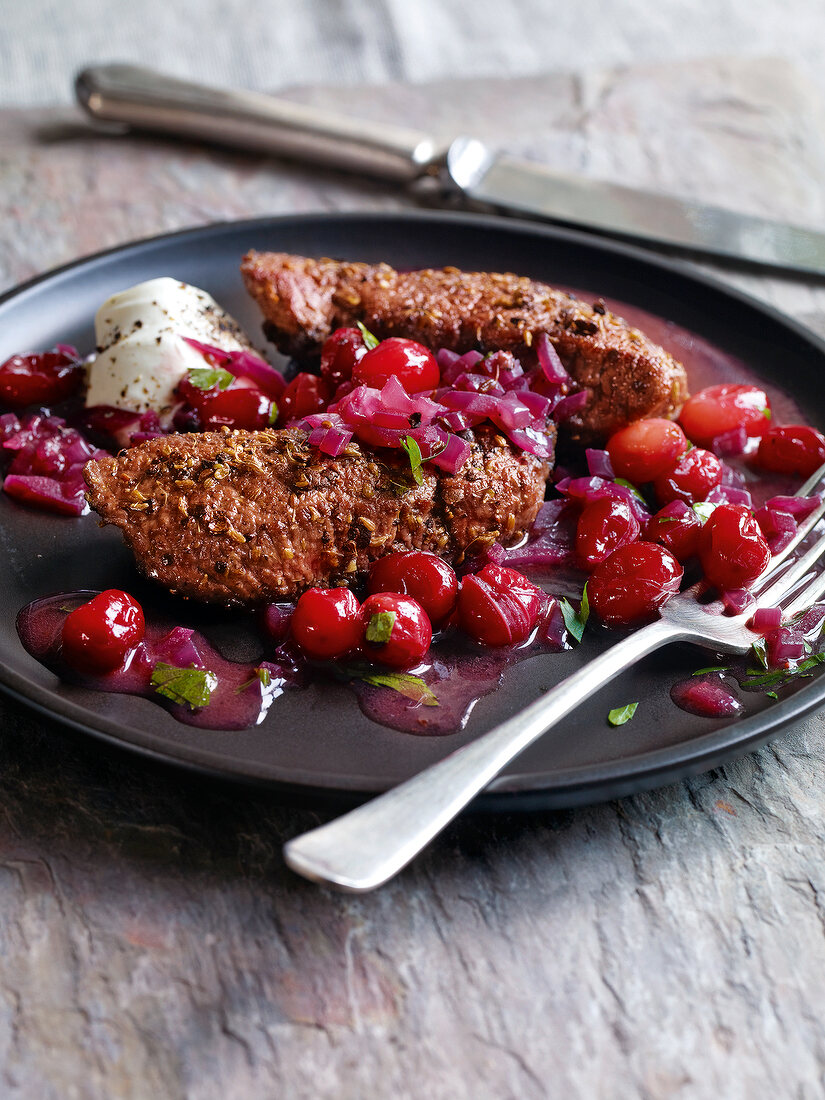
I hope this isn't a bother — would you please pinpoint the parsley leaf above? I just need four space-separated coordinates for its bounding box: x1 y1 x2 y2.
692 501 718 523
268 401 278 426
356 320 380 350
366 611 396 644
613 478 646 504
358 672 439 706
692 665 730 676
235 667 273 694
751 636 768 669
401 435 424 485
188 365 234 391
608 702 638 726
560 586 588 643
762 407 772 420
151 661 217 709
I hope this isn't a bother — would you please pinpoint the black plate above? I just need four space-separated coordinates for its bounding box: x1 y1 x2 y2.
2 211 824 810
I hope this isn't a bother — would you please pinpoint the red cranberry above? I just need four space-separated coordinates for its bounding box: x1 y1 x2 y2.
367 551 458 627
353 338 440 394
360 592 432 669
698 504 771 591
177 377 274 431
588 542 683 626
457 564 543 646
653 447 723 505
679 383 771 448
606 418 687 484
320 328 368 387
277 372 332 424
754 424 825 478
576 496 641 567
0 349 84 408
291 587 362 660
645 501 702 562
61 589 145 674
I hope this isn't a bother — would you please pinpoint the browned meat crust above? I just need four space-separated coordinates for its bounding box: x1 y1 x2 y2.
240 252 689 445
84 428 549 607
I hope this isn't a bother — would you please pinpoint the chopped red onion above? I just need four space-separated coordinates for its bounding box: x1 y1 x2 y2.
766 626 806 667
722 588 755 615
495 499 578 568
154 626 206 669
755 505 797 553
307 424 353 457
3 473 87 516
711 425 748 457
766 493 821 519
552 390 589 422
750 606 782 632
260 603 293 644
536 333 569 384
706 484 753 509
585 448 615 479
182 337 286 399
676 680 742 717
436 348 460 371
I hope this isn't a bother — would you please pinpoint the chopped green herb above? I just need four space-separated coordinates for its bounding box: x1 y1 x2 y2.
751 636 768 669
560 586 588 644
400 435 424 485
151 661 217 709
358 672 439 707
692 665 730 676
613 478 646 504
608 702 638 726
236 667 273 694
766 691 778 699
366 611 396 645
762 407 772 420
187 365 234 391
268 401 278 426
692 500 718 523
356 320 380 350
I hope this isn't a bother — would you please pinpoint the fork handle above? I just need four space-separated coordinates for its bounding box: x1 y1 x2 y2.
284 618 682 891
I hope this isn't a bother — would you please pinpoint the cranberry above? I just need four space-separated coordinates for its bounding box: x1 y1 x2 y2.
360 592 432 669
588 542 682 626
678 383 771 448
645 500 702 562
277 372 332 424
0 349 84 408
61 589 145 674
457 563 543 646
367 551 458 627
290 588 362 660
576 496 641 567
320 327 367 387
754 424 825 478
606 418 687 484
353 337 440 394
653 447 722 505
698 504 771 591
177 377 274 431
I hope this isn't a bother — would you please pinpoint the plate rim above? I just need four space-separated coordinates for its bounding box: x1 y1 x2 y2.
3 207 825 809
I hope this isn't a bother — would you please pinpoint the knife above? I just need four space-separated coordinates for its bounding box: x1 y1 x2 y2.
76 63 825 277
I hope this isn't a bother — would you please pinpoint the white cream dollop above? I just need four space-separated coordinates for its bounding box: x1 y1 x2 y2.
85 277 254 414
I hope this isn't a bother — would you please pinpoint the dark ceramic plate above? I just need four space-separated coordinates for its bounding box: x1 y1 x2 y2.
1 211 824 810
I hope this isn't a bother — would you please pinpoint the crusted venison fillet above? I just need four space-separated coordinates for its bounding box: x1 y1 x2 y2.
84 428 549 607
241 251 689 445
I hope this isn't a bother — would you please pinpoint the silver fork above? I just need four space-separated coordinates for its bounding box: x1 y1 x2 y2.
284 462 825 892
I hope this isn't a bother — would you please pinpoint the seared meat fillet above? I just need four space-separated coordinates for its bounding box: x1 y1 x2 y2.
241 252 688 445
84 428 549 607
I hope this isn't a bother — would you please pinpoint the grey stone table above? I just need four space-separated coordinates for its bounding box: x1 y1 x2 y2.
1 58 825 1099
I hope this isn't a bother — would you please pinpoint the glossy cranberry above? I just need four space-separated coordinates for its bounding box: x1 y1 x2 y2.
754 424 825 478
319 327 368 387
200 386 274 431
698 504 771 591
61 589 145 674
575 496 641 567
353 338 440 394
679 383 771 448
606 418 687 484
360 592 432 669
290 587 362 660
645 500 703 562
588 542 682 626
277 372 332 424
653 447 723 505
0 349 84 408
367 551 458 627
457 564 543 646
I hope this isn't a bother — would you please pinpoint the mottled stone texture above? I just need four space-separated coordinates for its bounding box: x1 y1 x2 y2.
1 59 825 1099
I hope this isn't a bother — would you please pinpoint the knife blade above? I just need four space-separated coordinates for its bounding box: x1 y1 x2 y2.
76 64 825 277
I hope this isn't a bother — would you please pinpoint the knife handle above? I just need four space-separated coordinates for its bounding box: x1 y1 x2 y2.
76 63 441 183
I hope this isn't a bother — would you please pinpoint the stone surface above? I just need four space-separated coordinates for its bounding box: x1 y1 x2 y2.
1 58 825 1099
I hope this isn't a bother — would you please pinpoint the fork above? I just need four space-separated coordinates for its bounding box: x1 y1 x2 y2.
284 462 825 892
